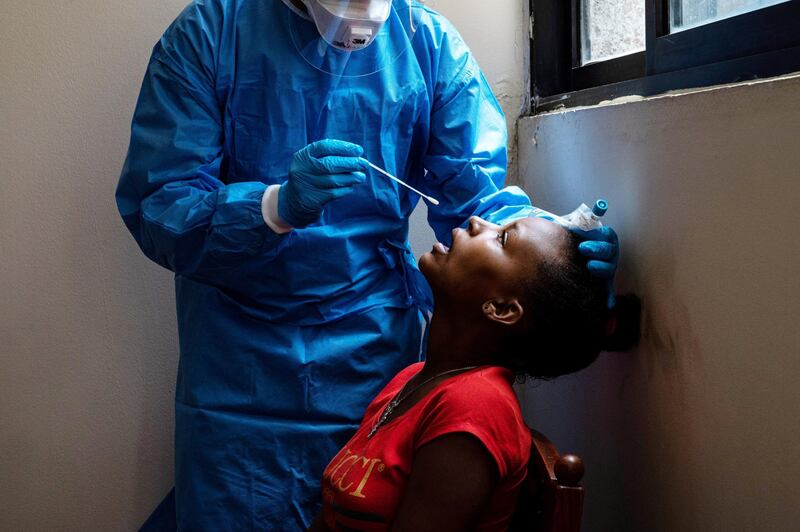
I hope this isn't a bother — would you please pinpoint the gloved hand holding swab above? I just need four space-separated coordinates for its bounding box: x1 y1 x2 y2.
366 161 440 206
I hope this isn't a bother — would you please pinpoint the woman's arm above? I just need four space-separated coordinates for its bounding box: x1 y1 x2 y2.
391 433 499 531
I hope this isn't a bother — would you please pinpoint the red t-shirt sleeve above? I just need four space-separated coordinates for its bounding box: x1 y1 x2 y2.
414 371 528 479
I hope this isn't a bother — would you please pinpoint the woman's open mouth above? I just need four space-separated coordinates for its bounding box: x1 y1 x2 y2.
432 242 450 255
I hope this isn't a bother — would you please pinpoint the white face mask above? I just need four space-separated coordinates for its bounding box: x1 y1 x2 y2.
289 0 393 51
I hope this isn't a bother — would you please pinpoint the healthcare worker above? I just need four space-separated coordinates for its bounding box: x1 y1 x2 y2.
117 0 619 529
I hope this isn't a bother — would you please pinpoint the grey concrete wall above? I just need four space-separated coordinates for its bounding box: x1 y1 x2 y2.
517 75 800 531
0 0 526 529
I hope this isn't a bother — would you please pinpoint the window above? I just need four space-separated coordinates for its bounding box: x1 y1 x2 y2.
531 0 800 112
581 0 645 65
670 0 791 31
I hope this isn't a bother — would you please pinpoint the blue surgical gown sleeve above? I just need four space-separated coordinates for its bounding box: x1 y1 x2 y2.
420 16 537 245
116 3 280 283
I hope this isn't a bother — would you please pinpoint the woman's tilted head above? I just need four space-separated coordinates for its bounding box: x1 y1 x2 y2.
419 216 608 379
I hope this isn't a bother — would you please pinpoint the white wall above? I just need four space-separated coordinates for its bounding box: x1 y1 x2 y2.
1 1 196 529
0 1 526 529
425 0 530 184
517 76 800 531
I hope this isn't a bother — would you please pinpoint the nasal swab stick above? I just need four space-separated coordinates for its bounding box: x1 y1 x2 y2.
366 161 440 206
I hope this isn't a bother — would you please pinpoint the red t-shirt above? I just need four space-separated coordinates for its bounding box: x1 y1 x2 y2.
320 363 531 531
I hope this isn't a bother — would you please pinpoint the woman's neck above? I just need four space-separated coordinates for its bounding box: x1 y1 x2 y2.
421 312 495 378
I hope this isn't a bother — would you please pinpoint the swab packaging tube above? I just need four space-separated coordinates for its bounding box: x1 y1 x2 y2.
560 199 608 231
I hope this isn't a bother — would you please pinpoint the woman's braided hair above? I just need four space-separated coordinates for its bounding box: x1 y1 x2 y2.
500 231 609 380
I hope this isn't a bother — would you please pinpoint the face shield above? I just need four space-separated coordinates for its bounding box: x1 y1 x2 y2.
305 0 392 51
283 0 422 77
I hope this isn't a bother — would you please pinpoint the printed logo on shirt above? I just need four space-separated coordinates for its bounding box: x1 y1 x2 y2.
324 448 385 499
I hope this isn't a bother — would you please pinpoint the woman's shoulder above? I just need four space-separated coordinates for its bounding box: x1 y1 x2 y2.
417 366 531 477
385 362 426 395
438 366 519 406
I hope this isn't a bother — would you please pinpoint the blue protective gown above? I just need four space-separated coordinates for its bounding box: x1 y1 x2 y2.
117 1 535 529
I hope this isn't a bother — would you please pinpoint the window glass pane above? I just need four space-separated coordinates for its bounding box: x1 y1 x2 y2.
581 0 646 65
670 0 791 31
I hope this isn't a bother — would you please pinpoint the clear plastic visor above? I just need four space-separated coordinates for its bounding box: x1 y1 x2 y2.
287 0 421 77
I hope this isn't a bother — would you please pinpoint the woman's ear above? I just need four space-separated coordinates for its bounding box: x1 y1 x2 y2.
482 298 524 326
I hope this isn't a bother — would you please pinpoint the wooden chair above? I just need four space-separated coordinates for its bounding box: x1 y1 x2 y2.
509 429 585 532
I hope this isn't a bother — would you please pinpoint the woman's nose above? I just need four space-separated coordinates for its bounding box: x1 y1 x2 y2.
467 216 489 235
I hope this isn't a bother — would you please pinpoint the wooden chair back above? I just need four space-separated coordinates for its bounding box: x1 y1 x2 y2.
509 429 585 532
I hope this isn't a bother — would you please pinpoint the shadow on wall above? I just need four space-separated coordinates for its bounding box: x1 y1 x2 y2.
519 244 708 530
616 246 707 530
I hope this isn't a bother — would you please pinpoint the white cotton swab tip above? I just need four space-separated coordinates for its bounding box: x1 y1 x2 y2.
366 161 440 206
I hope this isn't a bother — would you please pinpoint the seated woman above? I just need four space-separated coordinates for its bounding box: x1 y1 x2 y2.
311 216 609 531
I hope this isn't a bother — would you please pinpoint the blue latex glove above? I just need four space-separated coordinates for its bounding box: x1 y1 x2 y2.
576 226 619 309
278 139 368 228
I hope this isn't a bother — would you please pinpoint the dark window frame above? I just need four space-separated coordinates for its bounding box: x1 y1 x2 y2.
531 0 800 113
